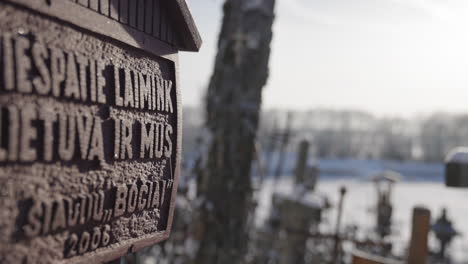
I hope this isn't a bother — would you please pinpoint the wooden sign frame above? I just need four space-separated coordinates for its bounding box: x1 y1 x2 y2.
0 1 200 263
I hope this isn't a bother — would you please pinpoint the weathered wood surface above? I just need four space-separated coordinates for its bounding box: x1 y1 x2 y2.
407 206 431 264
0 0 201 262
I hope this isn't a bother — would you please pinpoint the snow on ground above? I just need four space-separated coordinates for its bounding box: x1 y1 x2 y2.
318 179 468 262
255 158 468 262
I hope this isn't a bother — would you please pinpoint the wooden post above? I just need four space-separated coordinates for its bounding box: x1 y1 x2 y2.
407 206 431 264
295 140 310 185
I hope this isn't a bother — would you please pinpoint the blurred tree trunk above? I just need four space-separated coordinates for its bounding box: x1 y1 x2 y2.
193 0 276 264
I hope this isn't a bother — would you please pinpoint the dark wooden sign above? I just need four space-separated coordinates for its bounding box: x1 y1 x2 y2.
0 0 200 263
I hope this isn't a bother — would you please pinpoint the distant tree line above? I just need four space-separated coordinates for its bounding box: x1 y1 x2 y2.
184 107 468 162
260 110 468 162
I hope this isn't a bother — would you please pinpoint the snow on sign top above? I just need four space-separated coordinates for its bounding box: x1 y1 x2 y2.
445 147 468 164
0 1 200 263
445 147 468 188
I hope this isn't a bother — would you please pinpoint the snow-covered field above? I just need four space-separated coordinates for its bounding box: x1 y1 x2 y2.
319 179 468 262
255 158 468 262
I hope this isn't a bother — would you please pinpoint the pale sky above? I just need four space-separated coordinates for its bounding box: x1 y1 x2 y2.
180 0 468 117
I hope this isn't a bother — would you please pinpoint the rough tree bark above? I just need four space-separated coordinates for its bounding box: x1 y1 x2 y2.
193 0 276 263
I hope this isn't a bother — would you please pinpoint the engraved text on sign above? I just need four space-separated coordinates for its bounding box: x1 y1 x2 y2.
0 2 179 263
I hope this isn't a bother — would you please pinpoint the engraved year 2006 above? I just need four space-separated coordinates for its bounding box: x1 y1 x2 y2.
66 224 111 258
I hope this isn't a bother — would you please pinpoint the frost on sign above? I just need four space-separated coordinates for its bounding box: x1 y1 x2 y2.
0 0 200 263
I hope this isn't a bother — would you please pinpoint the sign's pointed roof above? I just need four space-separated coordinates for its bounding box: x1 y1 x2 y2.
4 0 202 53
171 0 202 51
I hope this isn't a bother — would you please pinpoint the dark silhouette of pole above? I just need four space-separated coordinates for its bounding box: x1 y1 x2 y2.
266 118 278 175
294 139 310 185
274 112 293 179
333 186 347 264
